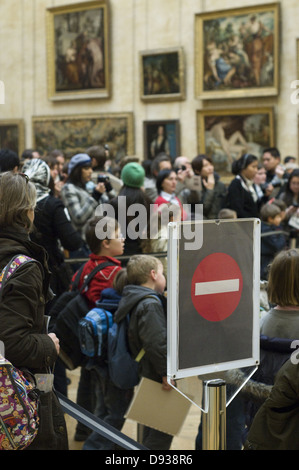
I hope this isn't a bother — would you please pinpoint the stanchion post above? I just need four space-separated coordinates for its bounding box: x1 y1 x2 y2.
202 379 226 450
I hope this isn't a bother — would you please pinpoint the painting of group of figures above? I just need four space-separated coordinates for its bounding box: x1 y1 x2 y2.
195 3 279 99
32 114 134 163
195 3 279 180
47 0 110 100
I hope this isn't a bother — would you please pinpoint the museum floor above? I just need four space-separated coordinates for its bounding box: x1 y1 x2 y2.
64 367 202 451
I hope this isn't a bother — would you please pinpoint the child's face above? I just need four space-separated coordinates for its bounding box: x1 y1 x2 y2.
154 263 166 294
106 228 125 257
269 214 282 226
254 168 266 185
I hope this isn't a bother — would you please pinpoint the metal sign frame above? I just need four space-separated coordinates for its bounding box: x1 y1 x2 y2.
167 218 261 381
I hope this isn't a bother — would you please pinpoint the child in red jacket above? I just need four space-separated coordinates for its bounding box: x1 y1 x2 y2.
73 215 125 441
73 215 124 309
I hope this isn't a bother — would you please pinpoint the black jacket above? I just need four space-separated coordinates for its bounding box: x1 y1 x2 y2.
0 228 68 450
31 195 83 300
31 195 83 268
0 228 57 371
225 176 259 218
244 335 293 436
114 285 167 383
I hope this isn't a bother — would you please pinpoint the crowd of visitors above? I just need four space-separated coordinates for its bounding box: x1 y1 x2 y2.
0 143 299 451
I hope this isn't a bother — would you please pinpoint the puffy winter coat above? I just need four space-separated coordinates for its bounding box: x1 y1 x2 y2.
0 228 68 450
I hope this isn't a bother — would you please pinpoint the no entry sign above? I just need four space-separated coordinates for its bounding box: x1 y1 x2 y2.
167 218 260 379
191 253 243 322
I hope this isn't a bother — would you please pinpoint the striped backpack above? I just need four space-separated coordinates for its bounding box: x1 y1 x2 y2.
0 255 40 450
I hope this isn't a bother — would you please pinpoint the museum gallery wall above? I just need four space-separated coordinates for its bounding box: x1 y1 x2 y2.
0 0 298 166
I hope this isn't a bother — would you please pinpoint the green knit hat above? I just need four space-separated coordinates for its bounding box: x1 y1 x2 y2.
121 162 145 188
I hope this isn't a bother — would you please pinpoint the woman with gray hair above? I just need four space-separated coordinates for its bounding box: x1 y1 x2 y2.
0 171 68 449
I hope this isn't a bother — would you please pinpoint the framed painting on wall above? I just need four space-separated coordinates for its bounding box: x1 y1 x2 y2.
46 0 110 101
197 108 275 181
143 120 180 161
195 3 280 100
32 113 134 163
0 120 25 156
140 47 185 102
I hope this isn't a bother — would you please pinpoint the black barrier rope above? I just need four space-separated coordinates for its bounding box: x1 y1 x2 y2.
56 391 148 451
64 229 295 265
64 251 167 264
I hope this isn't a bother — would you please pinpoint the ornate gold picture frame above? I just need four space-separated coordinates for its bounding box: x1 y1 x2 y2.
197 107 275 181
195 3 280 100
143 120 181 161
0 119 25 156
32 113 134 162
140 47 185 102
46 0 110 101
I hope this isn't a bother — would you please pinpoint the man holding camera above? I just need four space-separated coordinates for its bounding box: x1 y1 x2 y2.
262 147 287 198
86 145 123 198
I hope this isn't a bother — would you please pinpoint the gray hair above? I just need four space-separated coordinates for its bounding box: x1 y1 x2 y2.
0 171 36 231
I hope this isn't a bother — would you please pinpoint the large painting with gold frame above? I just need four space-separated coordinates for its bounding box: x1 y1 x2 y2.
46 0 110 101
195 3 280 100
197 108 275 181
0 119 25 156
32 113 134 163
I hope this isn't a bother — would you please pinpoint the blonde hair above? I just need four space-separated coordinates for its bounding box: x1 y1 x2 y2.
217 208 237 219
0 172 36 231
127 254 161 285
267 249 299 307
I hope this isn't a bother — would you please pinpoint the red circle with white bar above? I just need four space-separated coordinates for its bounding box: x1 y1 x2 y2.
191 253 243 322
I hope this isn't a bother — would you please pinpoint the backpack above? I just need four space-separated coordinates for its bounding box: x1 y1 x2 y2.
78 307 114 358
78 290 121 360
51 261 117 370
0 255 40 450
107 294 161 390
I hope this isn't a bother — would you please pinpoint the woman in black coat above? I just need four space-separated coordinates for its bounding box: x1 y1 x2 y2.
23 158 84 306
0 171 68 450
225 153 259 218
